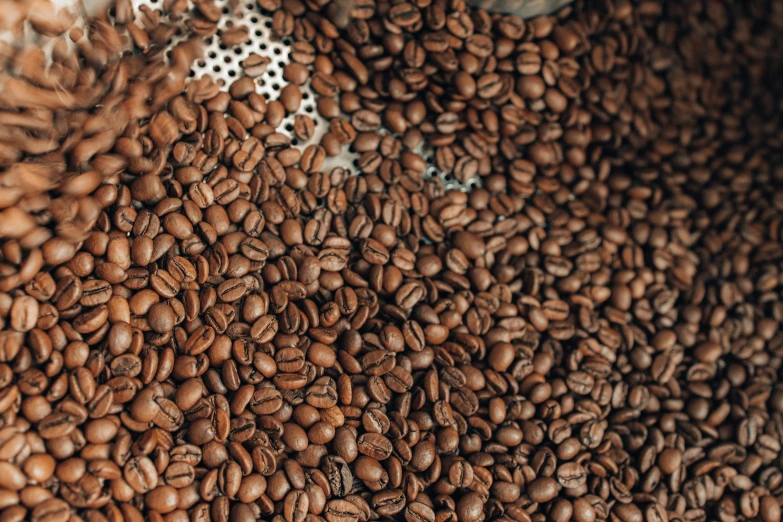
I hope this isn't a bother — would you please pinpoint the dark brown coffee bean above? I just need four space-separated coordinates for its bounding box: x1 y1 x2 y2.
242 54 271 77
325 499 362 522
405 501 435 522
357 432 393 460
241 237 270 262
293 115 316 141
388 3 421 27
30 498 70 522
351 110 382 132
220 24 250 46
372 489 406 516
217 278 246 302
250 387 283 415
124 456 158 494
311 72 340 97
290 42 316 64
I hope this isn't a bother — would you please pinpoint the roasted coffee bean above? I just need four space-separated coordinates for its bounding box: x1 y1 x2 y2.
242 54 271 77
373 489 406 516
293 115 315 141
250 387 284 415
311 72 340 97
325 499 362 522
405 501 435 522
220 24 250 46
357 433 393 460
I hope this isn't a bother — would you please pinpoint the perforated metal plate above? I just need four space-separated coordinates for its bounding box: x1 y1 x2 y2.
131 0 480 190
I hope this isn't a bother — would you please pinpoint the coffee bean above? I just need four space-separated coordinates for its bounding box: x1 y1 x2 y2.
405 501 435 522
124 456 158 494
357 433 393 460
10 295 39 332
274 489 305 522
325 499 362 522
372 489 406 516
311 72 340 97
30 498 70 522
242 54 270 77
293 115 315 141
271 9 294 36
249 387 283 415
323 456 353 497
388 3 421 27
449 460 474 488
351 110 382 132
280 84 303 113
290 42 316 64
240 237 270 262
217 278 247 302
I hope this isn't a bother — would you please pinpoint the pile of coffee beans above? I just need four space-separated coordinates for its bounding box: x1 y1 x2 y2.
0 0 204 292
1 0 783 521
